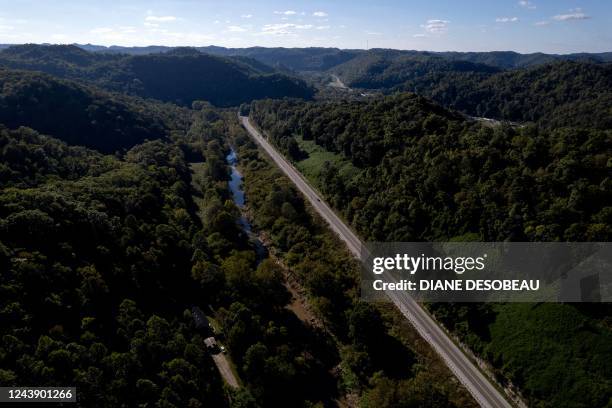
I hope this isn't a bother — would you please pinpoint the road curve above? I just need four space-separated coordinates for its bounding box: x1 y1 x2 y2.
240 115 513 408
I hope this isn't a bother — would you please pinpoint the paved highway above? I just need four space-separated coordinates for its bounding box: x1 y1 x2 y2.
240 115 513 408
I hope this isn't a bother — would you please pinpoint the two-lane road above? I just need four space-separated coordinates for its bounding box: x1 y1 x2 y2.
240 115 513 408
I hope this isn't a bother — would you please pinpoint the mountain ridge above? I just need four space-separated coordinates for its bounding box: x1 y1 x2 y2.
0 44 314 106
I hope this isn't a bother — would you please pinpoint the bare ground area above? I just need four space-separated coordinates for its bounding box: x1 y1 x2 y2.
211 353 239 389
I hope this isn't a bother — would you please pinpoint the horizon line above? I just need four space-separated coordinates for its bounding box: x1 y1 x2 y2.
1 42 610 56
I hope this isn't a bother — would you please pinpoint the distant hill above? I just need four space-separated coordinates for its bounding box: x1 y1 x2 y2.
78 43 174 55
0 69 183 152
71 45 360 71
331 50 612 129
230 47 612 71
432 50 612 69
70 44 612 71
332 50 501 89
0 44 314 106
437 60 612 129
198 46 361 72
4 44 610 72
0 44 124 78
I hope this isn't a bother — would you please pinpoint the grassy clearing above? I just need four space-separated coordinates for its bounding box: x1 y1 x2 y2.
294 135 360 185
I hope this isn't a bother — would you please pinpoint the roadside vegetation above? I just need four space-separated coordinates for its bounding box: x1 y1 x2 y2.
249 94 612 407
227 114 476 407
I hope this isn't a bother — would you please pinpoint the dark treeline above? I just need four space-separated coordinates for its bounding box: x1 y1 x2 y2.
249 95 612 407
0 44 314 107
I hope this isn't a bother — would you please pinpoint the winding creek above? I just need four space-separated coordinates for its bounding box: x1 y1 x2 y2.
226 148 267 260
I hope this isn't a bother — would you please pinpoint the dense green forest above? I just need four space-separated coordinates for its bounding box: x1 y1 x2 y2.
249 94 612 407
1 40 611 407
0 121 230 406
0 62 472 404
0 69 190 153
227 117 474 407
0 102 350 406
332 51 501 90
0 44 314 107
332 52 612 129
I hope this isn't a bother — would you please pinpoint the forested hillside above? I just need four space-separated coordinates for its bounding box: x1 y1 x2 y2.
201 47 612 71
332 51 501 90
431 60 612 129
0 123 229 406
1 39 610 407
0 86 473 406
0 103 349 406
70 44 612 71
249 94 612 407
199 46 361 71
0 44 314 106
0 69 188 152
332 52 612 129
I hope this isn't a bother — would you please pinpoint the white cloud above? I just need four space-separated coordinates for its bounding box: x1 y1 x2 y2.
144 22 159 27
534 20 549 26
0 17 27 28
274 10 297 16
413 33 426 38
51 33 68 40
90 26 139 38
496 17 519 23
552 9 590 21
11 19 28 24
241 14 252 19
89 26 144 42
421 19 449 34
90 27 114 34
518 1 536 9
260 23 313 35
316 25 330 30
145 15 177 22
227 25 247 32
313 11 328 17
365 31 382 36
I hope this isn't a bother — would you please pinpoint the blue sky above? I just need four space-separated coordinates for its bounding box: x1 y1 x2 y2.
0 0 609 53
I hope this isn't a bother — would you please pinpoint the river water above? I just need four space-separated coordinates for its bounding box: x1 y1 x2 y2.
226 148 266 260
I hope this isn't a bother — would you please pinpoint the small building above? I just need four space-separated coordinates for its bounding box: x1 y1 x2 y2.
204 337 218 351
